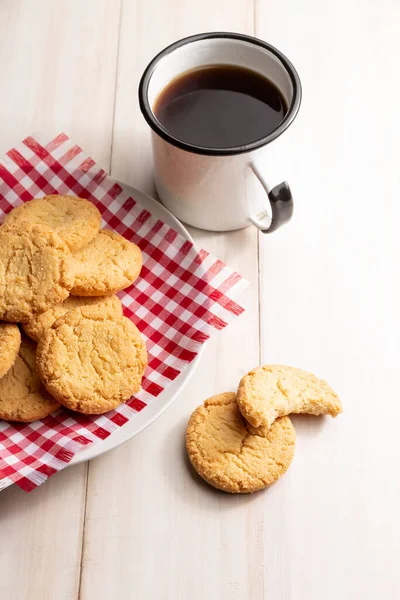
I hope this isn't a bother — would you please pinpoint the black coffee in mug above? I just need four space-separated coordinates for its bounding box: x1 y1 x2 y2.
153 64 288 149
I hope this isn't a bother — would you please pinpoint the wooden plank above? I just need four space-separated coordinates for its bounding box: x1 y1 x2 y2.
0 0 121 168
109 0 253 193
80 1 265 599
0 1 121 598
256 1 400 598
0 466 88 600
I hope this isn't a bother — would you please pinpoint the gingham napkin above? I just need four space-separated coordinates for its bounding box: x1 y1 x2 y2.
0 133 248 492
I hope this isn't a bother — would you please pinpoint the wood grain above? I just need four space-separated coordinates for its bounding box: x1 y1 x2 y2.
256 1 400 598
0 466 87 600
1 0 400 598
0 0 121 168
0 1 120 599
79 1 263 599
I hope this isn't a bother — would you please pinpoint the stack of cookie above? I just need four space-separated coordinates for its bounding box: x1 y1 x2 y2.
186 365 342 494
0 195 147 422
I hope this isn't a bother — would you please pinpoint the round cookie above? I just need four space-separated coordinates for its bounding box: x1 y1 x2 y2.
186 392 296 493
0 323 21 379
36 305 148 414
70 230 142 296
0 224 73 322
237 364 342 429
22 294 122 342
3 195 101 252
0 336 59 422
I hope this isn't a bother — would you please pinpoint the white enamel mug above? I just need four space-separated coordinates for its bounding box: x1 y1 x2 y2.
139 32 302 233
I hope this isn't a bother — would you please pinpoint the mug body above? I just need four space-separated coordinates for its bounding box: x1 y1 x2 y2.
139 33 301 232
152 136 272 231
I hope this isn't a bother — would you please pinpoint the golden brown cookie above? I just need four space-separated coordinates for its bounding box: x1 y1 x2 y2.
0 224 73 322
0 323 21 379
22 294 122 342
237 365 342 429
186 392 296 493
70 230 142 296
36 305 147 415
3 195 101 252
0 336 59 422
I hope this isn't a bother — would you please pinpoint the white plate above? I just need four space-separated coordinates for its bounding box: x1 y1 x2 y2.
70 181 203 466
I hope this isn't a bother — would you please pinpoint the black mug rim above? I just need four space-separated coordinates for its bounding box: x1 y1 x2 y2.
138 32 302 157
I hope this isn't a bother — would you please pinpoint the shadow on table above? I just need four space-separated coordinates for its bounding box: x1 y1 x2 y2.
164 410 333 508
290 413 333 438
164 416 292 510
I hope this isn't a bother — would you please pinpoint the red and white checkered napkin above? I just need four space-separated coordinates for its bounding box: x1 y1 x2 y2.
0 133 248 492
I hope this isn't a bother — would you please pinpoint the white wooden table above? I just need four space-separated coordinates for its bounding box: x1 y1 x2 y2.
1 1 400 598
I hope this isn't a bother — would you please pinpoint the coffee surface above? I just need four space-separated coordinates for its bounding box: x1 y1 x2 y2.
153 64 287 149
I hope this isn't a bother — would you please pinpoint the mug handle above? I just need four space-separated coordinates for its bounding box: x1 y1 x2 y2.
248 162 294 233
